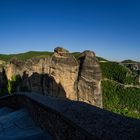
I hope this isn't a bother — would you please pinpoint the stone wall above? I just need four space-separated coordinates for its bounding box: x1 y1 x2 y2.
0 93 96 140
0 93 140 140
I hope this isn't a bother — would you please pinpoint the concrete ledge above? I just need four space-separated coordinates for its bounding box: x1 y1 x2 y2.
0 92 140 140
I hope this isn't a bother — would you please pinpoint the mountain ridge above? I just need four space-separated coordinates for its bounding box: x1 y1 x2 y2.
0 51 139 63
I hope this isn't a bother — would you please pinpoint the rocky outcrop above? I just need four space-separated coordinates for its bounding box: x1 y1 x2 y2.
78 51 102 107
121 62 140 84
123 63 140 74
49 47 79 100
4 47 102 107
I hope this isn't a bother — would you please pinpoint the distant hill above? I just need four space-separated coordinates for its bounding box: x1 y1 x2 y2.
97 56 108 62
0 51 139 64
121 59 139 64
0 51 53 62
0 51 108 63
71 52 80 59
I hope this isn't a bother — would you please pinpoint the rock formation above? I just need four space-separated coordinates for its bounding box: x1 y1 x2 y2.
3 47 102 108
121 62 140 84
124 63 140 75
49 47 79 100
78 51 102 107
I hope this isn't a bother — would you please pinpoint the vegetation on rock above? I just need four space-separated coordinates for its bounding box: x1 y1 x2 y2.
8 75 21 94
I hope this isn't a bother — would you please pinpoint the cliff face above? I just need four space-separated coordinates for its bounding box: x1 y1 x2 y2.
4 47 102 107
78 51 102 107
49 48 79 100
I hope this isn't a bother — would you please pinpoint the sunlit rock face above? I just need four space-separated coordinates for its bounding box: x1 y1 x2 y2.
5 47 102 108
49 47 79 100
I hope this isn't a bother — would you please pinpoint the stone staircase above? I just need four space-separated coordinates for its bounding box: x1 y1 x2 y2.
0 107 53 140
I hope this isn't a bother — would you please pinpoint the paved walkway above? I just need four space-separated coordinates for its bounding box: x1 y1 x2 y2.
0 107 53 140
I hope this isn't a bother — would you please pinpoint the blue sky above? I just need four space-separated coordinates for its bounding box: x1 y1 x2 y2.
0 0 140 61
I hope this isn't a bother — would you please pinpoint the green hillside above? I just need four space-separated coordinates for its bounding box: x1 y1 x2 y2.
0 51 53 62
100 61 140 119
100 62 138 84
121 59 139 63
97 56 108 62
0 51 81 61
102 80 140 119
0 51 108 63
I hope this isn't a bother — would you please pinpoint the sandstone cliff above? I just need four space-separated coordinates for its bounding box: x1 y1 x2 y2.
3 47 102 107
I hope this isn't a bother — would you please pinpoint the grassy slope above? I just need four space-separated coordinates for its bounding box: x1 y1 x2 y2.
0 51 53 62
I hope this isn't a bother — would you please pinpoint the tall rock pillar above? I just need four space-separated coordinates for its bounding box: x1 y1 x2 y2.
77 51 102 108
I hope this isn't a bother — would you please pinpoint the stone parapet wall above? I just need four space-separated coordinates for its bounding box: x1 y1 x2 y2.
0 92 140 140
0 93 97 140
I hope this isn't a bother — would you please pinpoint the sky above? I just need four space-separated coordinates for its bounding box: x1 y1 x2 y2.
0 0 140 61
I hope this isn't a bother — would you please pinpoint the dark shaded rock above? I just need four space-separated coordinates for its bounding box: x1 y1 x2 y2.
78 50 102 107
43 74 66 98
0 68 8 96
